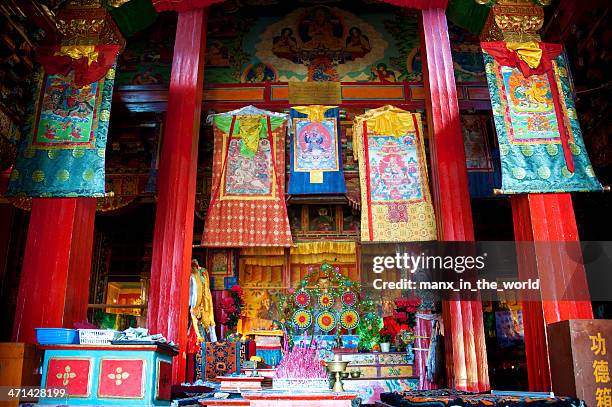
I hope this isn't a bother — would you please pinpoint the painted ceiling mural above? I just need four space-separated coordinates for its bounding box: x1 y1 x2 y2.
114 2 485 86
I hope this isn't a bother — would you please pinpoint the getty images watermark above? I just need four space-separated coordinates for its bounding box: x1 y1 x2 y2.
370 251 539 292
372 253 540 292
359 242 612 301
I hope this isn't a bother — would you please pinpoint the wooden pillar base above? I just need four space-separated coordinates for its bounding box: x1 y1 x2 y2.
12 198 96 343
511 193 593 391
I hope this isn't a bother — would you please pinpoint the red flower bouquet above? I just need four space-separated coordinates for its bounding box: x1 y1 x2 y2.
378 326 394 343
220 285 245 330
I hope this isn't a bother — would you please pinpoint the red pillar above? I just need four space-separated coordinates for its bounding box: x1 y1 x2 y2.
12 198 96 343
511 193 593 391
147 8 207 384
420 8 489 391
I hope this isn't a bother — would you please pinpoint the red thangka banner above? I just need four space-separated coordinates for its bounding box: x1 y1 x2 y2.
202 112 292 247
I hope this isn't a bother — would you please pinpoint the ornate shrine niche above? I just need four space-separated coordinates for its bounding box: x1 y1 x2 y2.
201 0 486 84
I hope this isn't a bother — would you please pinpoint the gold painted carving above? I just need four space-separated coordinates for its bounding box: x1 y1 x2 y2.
480 3 545 42
65 0 103 8
55 2 125 48
107 0 132 7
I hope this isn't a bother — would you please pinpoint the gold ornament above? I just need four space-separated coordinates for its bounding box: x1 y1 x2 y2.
55 45 99 65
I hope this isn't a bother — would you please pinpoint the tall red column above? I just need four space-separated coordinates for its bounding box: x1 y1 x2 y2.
512 193 593 391
147 8 207 384
12 198 96 343
420 8 489 391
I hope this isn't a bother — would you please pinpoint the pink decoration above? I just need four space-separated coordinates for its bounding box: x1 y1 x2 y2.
274 339 327 380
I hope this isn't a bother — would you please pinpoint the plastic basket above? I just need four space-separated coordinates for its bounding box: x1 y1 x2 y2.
77 329 119 345
35 328 78 345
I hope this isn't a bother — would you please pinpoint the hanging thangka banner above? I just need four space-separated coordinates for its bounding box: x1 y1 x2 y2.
353 106 436 242
7 67 115 197
481 41 602 194
288 106 346 194
202 106 292 247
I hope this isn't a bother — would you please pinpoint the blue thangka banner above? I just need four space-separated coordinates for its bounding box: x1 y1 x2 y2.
482 45 602 194
288 106 346 194
7 67 115 197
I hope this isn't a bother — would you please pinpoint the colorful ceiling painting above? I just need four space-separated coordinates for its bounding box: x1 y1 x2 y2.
113 2 485 86
202 3 485 84
115 13 177 87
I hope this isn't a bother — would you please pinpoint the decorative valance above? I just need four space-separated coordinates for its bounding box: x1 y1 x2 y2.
289 241 356 255
290 241 356 264
241 247 285 256
482 41 602 193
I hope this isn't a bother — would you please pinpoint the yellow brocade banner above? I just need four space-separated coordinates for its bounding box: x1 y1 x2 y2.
291 105 337 123
352 105 418 161
237 115 264 155
353 106 436 242
505 41 542 69
241 247 285 256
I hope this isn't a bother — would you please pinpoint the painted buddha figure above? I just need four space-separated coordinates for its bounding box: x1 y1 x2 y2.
310 207 335 231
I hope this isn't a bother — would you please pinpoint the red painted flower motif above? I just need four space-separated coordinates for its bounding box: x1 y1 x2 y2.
294 291 311 308
316 311 336 332
341 291 357 308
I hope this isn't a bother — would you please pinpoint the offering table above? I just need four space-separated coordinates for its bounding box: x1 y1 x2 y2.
200 391 358 406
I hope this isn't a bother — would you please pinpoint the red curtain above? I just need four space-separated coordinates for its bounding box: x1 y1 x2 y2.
152 0 225 12
37 45 121 87
377 0 448 8
153 0 446 12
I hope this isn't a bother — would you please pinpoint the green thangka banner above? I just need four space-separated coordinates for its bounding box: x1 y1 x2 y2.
7 66 115 197
482 42 602 194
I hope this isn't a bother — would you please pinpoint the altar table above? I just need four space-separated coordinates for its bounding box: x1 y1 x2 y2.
39 344 177 406
200 391 358 407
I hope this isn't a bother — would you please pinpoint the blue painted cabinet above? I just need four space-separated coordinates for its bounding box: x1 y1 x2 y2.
40 344 177 406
